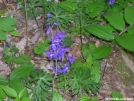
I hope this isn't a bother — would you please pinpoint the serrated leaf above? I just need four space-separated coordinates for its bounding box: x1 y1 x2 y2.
93 45 112 60
2 87 17 98
124 6 134 24
0 85 7 99
104 12 125 31
58 1 78 13
10 64 34 80
115 33 134 52
9 30 19 36
0 16 16 31
85 24 114 41
0 30 6 40
0 75 8 85
52 90 64 101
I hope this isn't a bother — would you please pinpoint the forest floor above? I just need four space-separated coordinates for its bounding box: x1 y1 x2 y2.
0 1 134 101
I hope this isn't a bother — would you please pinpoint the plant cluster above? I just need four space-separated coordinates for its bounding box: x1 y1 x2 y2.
0 0 134 100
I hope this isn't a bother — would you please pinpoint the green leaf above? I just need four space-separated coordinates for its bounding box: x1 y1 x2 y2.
82 44 92 60
0 75 8 85
21 97 31 101
57 82 64 89
111 91 125 101
115 33 134 52
9 30 19 36
79 94 90 101
85 1 104 18
52 90 64 101
127 25 134 34
90 61 101 83
18 88 27 99
34 42 48 54
0 85 7 99
124 6 134 25
0 30 6 40
0 16 16 31
9 80 28 97
58 1 78 13
2 87 17 98
85 24 114 41
61 36 73 47
89 97 98 101
14 98 21 101
10 64 34 80
93 45 112 60
104 12 125 31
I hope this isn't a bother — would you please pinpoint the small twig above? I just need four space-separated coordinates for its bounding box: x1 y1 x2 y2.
24 0 28 51
119 24 134 35
101 58 108 79
2 0 11 15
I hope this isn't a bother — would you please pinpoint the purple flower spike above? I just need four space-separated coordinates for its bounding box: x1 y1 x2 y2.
46 23 51 35
67 56 75 64
46 12 51 18
109 0 114 5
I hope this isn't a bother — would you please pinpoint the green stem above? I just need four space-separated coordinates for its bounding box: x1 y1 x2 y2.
24 0 28 51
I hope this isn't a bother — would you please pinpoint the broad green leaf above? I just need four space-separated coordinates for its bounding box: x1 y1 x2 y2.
127 25 134 34
115 33 134 52
14 98 21 101
104 12 125 31
0 30 6 40
85 24 114 41
82 44 92 59
21 97 31 101
89 97 98 101
9 30 19 36
124 6 134 24
0 85 7 98
79 94 90 101
0 16 16 31
70 59 83 68
93 45 112 60
85 1 104 18
61 36 73 47
34 41 49 54
10 64 34 80
18 88 27 99
2 87 17 98
9 80 28 97
52 90 64 101
58 1 78 13
111 91 124 101
0 75 8 85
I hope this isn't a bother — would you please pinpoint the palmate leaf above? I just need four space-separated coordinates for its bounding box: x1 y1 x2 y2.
104 12 125 31
115 33 134 52
85 24 114 41
58 1 78 13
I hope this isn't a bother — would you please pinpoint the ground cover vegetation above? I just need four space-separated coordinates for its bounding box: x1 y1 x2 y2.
0 0 134 100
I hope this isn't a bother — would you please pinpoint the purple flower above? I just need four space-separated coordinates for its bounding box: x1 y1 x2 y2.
46 23 51 35
109 0 114 5
67 56 75 64
54 22 59 26
46 12 51 18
